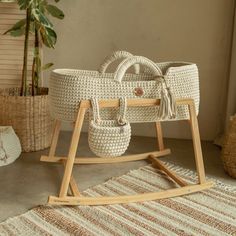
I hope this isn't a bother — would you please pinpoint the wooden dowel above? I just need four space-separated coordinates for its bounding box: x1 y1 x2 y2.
79 98 193 109
48 120 61 157
41 149 171 164
149 155 188 187
188 102 206 184
155 122 164 151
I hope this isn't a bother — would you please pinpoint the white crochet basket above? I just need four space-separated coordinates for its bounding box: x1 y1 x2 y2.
88 98 131 158
0 126 21 166
49 51 199 123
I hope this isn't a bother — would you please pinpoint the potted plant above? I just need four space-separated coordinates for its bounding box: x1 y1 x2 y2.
0 0 64 152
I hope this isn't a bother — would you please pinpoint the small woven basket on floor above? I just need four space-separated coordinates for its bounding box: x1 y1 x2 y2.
221 114 236 178
0 88 53 152
0 126 21 166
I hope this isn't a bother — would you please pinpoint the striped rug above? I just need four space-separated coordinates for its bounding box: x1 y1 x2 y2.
1 163 236 236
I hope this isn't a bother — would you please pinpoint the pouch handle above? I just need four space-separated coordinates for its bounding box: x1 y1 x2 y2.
91 98 101 123
91 97 128 124
117 97 128 125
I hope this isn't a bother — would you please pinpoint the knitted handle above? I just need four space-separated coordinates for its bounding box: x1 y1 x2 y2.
117 97 127 125
91 97 127 124
91 98 101 122
99 51 140 74
114 56 163 83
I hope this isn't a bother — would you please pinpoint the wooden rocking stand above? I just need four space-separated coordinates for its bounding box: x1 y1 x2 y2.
40 98 214 205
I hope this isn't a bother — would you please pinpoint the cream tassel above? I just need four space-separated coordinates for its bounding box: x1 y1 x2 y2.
158 76 177 120
166 87 177 119
158 86 171 120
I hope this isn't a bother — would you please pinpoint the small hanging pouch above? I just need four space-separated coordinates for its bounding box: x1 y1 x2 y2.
88 98 131 158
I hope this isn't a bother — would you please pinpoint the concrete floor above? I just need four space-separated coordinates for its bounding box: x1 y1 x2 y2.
0 131 235 222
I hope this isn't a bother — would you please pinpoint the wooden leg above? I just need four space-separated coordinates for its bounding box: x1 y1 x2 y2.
41 120 80 196
156 122 164 151
59 107 87 198
188 102 206 184
68 176 81 197
62 161 80 197
49 120 61 157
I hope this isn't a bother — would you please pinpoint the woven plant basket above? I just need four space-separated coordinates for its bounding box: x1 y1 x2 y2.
221 114 236 178
0 88 53 152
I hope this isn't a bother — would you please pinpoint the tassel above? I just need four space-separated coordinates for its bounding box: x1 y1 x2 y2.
166 87 177 119
158 76 177 120
158 87 171 120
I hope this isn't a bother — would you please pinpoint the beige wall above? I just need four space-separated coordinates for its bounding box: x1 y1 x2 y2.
226 6 236 126
44 0 235 140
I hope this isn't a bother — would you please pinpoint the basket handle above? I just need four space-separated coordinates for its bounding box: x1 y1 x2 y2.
91 97 128 124
114 56 163 83
91 98 101 123
99 51 140 74
117 97 128 125
114 56 177 119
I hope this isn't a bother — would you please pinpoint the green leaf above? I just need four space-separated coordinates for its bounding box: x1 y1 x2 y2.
42 62 54 70
3 19 26 35
9 27 25 37
17 0 33 10
32 8 53 29
40 26 57 48
46 4 64 19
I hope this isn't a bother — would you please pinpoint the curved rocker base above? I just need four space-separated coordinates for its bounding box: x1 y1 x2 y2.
48 181 214 206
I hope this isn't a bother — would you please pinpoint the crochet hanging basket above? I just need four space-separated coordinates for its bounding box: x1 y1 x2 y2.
49 51 200 123
221 114 236 178
0 88 53 152
88 98 131 158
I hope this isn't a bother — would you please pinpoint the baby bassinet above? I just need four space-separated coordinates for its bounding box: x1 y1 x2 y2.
49 52 199 123
41 52 213 207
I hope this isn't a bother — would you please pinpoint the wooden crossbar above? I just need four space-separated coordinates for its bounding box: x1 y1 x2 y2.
41 149 171 164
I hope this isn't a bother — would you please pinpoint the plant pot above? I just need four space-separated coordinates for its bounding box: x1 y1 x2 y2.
0 87 53 152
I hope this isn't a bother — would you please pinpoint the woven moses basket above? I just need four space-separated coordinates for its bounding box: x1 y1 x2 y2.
49 51 200 123
89 97 131 157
